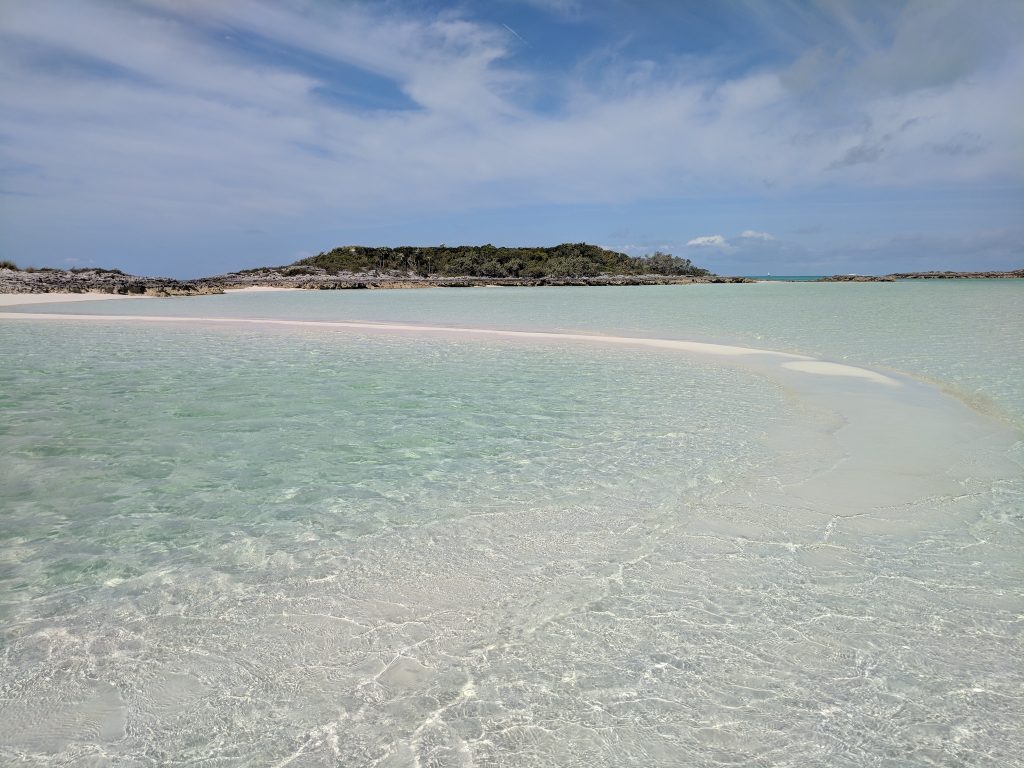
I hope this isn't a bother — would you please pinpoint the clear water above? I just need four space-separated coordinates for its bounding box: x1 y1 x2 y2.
1 284 1022 766
14 280 1021 426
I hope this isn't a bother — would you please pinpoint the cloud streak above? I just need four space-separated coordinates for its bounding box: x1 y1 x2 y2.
686 235 728 248
0 0 1020 274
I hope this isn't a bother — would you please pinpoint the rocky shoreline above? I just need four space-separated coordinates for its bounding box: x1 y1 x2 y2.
817 269 1024 282
1 266 752 296
0 267 223 296
204 267 752 290
4 265 1021 296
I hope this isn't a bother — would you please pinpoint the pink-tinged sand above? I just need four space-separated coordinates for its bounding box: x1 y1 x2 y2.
0 293 149 308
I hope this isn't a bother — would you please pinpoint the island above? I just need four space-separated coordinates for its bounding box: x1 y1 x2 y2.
3 247 1021 296
0 244 750 295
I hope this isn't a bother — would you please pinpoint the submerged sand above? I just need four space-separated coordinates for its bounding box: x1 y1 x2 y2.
2 306 1020 765
0 311 903 384
2 311 1011 501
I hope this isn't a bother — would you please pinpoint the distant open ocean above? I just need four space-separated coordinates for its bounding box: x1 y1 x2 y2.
745 275 826 281
2 280 1022 766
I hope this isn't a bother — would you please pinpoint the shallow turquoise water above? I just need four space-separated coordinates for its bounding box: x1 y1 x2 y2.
17 280 1022 425
1 285 1022 766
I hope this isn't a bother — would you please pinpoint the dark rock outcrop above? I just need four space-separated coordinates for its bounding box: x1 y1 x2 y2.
0 264 752 296
818 269 1023 282
886 269 1024 280
198 268 753 290
816 274 897 282
0 267 223 296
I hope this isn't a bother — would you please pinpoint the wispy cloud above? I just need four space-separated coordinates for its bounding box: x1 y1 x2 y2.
739 230 775 241
0 0 1020 273
515 0 583 17
687 235 729 248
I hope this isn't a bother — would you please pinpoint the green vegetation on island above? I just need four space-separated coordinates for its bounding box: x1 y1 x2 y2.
289 243 710 279
1 243 734 294
5 245 1024 296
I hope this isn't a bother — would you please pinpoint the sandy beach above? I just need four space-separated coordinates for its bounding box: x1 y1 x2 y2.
0 286 297 307
0 293 147 308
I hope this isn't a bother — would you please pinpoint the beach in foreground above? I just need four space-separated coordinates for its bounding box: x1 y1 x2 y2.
1 283 1021 766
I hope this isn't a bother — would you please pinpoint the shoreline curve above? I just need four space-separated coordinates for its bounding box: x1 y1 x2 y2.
0 311 914 387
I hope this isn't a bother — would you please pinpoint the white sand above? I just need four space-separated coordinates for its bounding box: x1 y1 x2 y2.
782 360 900 386
0 311 805 356
0 311 904 388
0 286 296 306
0 293 144 307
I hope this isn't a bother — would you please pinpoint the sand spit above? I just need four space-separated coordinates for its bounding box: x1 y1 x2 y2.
8 309 1017 524
782 360 900 386
0 312 912 387
0 293 149 308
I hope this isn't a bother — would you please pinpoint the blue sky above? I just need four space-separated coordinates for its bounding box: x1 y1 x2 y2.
1 0 1021 277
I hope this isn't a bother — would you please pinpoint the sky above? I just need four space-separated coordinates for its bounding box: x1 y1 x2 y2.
1 0 1022 277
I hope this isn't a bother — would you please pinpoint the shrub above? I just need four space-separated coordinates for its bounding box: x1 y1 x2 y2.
293 243 714 279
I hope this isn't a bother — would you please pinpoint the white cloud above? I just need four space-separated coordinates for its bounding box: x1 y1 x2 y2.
517 0 582 16
686 235 728 248
0 0 1021 239
739 230 775 240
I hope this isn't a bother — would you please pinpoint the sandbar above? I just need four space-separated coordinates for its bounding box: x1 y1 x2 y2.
0 293 146 308
0 311 909 387
782 360 900 386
